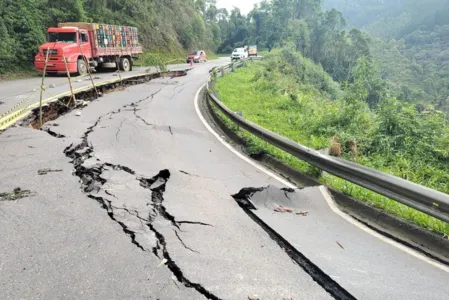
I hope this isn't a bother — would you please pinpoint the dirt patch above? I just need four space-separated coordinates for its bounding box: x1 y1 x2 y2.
29 103 65 129
163 70 188 78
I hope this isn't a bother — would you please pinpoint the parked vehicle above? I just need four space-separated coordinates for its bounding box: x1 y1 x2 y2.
231 47 248 60
186 50 207 63
248 45 258 57
34 22 143 75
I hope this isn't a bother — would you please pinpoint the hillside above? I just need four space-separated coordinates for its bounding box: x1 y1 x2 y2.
0 0 222 74
215 50 449 234
323 0 449 38
323 0 449 109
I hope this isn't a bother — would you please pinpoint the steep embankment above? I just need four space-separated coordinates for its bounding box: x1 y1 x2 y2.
215 50 449 235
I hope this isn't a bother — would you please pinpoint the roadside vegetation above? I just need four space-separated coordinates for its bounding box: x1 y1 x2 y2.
0 0 222 78
208 0 449 235
323 0 449 112
215 50 449 235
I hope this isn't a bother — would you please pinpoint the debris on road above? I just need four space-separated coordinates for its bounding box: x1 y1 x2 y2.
274 205 309 216
337 241 345 249
0 188 36 202
49 84 56 88
295 211 309 216
274 205 294 213
283 297 293 300
38 168 63 175
158 258 168 267
75 111 82 116
248 295 260 300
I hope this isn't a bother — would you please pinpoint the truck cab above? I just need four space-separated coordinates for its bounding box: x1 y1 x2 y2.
34 23 142 75
34 27 91 75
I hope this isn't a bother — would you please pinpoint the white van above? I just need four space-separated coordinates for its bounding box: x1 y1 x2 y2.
231 47 248 60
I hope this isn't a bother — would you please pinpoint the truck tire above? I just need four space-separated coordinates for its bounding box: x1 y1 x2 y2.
119 57 131 72
77 59 88 76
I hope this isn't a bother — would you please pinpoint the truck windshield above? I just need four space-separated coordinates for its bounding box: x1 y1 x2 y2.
48 32 77 43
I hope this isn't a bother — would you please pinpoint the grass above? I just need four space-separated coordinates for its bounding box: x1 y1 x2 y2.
0 68 39 82
214 62 449 236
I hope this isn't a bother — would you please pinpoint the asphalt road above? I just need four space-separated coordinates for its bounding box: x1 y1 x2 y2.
0 58 448 299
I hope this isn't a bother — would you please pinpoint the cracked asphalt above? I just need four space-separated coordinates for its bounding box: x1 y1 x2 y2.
0 65 186 118
1 58 448 299
0 59 330 300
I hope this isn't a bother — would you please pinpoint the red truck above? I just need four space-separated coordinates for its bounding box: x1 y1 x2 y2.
34 22 143 75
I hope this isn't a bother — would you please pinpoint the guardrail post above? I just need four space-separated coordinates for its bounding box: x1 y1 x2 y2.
236 111 243 130
231 63 235 72
220 66 225 77
213 70 217 82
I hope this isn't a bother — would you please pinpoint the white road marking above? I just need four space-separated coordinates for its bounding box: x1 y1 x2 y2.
194 84 295 189
318 186 449 273
194 84 449 273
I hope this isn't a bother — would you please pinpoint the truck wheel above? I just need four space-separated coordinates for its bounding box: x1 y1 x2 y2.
119 57 131 72
77 59 88 76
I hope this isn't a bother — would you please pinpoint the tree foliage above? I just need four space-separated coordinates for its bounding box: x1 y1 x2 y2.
324 0 449 110
0 0 221 73
217 0 372 83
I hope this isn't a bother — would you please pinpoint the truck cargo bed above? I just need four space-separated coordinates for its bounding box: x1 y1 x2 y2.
58 22 142 57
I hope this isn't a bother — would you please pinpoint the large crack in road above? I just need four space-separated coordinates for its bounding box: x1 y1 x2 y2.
233 187 356 300
62 89 221 300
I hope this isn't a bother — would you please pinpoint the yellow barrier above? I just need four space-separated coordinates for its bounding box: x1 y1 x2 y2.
0 91 37 119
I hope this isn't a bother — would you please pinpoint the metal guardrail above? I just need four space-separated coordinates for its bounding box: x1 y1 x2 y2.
206 62 449 224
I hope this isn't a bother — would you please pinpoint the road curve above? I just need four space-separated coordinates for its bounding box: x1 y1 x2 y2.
0 58 448 299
